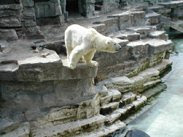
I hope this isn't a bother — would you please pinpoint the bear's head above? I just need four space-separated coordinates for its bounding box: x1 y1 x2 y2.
103 38 121 53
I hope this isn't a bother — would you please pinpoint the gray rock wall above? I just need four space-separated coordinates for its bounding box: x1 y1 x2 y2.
0 0 65 40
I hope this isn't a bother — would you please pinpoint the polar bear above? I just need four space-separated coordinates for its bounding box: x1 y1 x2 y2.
65 24 121 69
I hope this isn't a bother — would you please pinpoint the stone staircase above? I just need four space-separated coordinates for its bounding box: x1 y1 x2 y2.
30 88 128 137
75 121 126 137
100 89 147 122
149 30 168 40
90 59 171 137
29 58 171 137
31 115 106 137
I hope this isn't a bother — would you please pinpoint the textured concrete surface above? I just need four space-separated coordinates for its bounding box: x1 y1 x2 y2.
128 39 183 137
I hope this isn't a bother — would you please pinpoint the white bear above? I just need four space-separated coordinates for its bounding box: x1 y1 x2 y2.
65 24 121 69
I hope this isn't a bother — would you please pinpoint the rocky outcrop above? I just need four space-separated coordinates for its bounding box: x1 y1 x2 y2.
0 40 98 123
92 10 172 80
0 2 175 137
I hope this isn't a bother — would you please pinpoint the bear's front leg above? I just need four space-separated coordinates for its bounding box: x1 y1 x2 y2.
68 46 85 69
84 50 98 66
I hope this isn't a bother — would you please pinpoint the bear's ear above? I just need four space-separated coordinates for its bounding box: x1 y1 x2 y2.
106 39 111 45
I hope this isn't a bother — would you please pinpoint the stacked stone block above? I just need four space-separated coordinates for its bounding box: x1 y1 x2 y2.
21 0 44 39
0 4 21 40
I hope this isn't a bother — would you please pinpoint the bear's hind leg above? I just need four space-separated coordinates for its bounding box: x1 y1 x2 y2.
66 46 72 60
68 46 85 69
84 50 98 66
79 56 85 63
65 31 72 60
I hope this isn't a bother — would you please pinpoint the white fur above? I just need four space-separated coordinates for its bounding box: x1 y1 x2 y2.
65 24 121 69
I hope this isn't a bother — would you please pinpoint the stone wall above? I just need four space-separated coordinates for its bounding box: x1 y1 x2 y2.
0 0 65 40
95 0 120 14
0 4 21 40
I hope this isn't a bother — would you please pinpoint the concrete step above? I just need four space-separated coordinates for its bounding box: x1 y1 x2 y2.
108 10 145 29
144 39 173 54
145 12 160 25
108 89 122 102
132 95 147 111
100 102 119 115
76 121 126 137
100 89 121 106
113 31 140 41
105 111 122 125
120 92 137 107
154 59 172 75
100 94 113 106
98 76 134 93
113 37 129 46
105 95 147 124
118 95 147 120
146 12 160 18
105 106 131 125
116 104 134 120
143 83 167 99
127 39 172 60
32 115 106 137
127 40 149 60
149 30 168 40
127 26 154 39
143 79 161 91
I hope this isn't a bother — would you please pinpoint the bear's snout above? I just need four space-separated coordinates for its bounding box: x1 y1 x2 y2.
116 44 121 51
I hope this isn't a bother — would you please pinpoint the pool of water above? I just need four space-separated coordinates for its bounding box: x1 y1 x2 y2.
173 39 183 53
124 38 183 137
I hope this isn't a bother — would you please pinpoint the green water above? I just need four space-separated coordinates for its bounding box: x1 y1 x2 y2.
123 38 183 137
173 39 183 53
